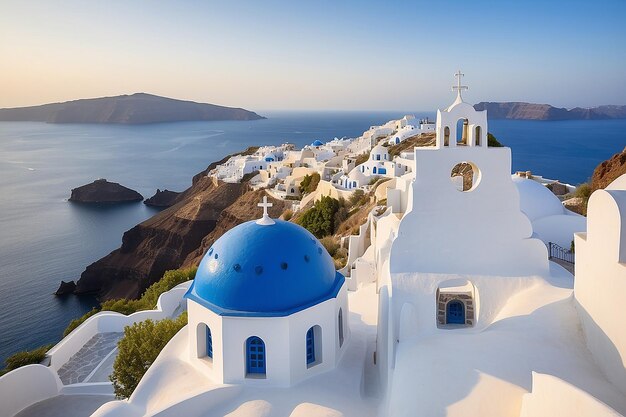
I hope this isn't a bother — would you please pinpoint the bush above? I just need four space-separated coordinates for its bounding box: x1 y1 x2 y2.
349 189 366 207
488 133 503 147
282 209 293 221
575 182 592 200
299 173 320 195
110 312 187 398
320 236 340 257
3 345 52 374
63 268 196 337
297 196 341 238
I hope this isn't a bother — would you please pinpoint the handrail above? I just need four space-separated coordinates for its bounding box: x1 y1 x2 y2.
547 242 575 264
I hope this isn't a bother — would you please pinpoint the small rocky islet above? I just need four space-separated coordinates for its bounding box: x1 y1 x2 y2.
68 179 143 204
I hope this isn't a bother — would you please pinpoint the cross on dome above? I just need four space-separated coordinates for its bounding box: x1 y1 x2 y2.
452 70 468 101
256 195 275 226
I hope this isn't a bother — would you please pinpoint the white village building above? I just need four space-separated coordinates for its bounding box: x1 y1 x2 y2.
3 73 626 417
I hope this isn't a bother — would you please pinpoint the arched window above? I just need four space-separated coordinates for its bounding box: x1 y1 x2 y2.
446 300 465 325
475 126 482 146
306 325 322 368
395 137 400 144
456 119 468 145
338 309 344 347
306 327 315 365
207 326 213 359
291 188 295 193
444 127 450 146
352 181 357 188
373 167 377 174
246 336 266 376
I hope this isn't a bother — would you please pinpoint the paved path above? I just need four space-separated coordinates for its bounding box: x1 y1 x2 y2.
57 332 123 385
14 395 112 417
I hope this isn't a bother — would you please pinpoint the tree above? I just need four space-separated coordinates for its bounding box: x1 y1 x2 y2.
299 173 321 195
298 196 341 238
110 312 187 398
487 132 503 147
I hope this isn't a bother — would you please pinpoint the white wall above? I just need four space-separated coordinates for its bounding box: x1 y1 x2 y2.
47 283 190 373
520 372 622 417
574 175 626 395
0 365 62 417
188 285 348 387
391 145 548 277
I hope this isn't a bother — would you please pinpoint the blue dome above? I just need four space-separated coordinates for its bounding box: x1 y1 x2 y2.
185 219 344 317
311 140 324 146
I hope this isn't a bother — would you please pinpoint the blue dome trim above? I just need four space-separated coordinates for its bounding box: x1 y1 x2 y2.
184 219 345 317
185 271 344 317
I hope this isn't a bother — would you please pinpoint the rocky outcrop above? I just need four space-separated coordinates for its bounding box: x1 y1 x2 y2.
55 280 76 295
591 147 626 191
474 102 626 120
144 189 180 208
0 93 265 124
69 179 143 203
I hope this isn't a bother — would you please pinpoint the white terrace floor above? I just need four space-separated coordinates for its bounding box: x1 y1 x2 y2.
57 332 123 385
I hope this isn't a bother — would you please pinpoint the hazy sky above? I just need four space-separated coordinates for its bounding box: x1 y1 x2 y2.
1 0 625 111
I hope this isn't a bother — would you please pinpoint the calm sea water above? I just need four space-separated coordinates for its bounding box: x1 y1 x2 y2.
0 112 624 365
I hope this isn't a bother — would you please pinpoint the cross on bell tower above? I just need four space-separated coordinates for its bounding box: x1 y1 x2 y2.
452 70 468 101
256 195 275 226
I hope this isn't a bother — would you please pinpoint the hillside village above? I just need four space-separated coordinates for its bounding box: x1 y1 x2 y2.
2 75 626 417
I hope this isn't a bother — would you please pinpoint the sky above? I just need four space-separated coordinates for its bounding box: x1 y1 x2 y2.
1 0 625 111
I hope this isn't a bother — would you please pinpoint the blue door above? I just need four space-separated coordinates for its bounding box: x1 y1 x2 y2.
378 167 387 175
446 301 465 324
246 336 266 375
306 327 315 365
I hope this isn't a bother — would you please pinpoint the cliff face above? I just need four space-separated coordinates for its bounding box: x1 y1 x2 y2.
75 176 247 299
69 179 143 203
73 147 280 300
474 102 626 120
0 93 265 124
591 147 626 191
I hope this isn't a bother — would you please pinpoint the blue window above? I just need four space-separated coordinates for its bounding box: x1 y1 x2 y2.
446 301 465 325
378 168 387 175
376 154 381 161
395 137 400 144
246 336 266 375
306 327 315 365
207 326 213 358
373 167 377 174
352 181 357 188
338 309 344 347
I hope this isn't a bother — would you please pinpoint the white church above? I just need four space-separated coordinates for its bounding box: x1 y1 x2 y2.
2 73 626 417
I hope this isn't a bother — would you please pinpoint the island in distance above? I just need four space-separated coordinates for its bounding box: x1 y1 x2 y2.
0 92 265 124
474 102 626 120
69 179 143 204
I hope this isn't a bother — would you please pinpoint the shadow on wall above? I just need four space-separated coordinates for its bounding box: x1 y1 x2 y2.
575 302 626 398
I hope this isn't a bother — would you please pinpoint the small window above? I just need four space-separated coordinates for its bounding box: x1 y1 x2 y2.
444 126 450 146
306 327 315 365
207 327 213 358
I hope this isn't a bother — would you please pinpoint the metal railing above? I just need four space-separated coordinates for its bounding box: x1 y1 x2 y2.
547 242 575 264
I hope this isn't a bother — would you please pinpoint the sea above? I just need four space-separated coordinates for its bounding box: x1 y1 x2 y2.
0 111 624 366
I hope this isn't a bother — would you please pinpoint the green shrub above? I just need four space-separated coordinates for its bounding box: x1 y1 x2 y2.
488 133 503 147
320 236 340 257
3 345 52 374
349 189 367 207
110 312 187 399
63 268 196 337
299 173 321 195
574 182 592 200
282 209 293 221
297 196 341 238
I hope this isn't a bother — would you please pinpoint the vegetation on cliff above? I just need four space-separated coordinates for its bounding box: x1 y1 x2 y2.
299 173 321 195
1 345 53 376
110 312 187 398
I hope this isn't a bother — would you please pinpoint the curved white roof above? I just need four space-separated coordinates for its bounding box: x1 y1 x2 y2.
371 144 388 156
348 167 368 182
513 177 565 221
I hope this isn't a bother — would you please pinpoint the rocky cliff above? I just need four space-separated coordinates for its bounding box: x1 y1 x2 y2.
69 179 143 203
474 102 626 120
591 147 626 191
0 93 265 124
